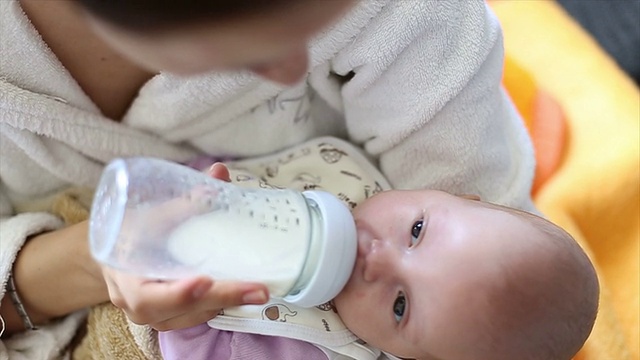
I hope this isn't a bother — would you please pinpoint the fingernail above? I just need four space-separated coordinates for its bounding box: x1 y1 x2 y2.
192 282 211 299
243 290 267 304
208 162 224 173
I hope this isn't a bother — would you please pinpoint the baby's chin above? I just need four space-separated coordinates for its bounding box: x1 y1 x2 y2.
331 280 362 325
332 262 364 312
331 282 351 314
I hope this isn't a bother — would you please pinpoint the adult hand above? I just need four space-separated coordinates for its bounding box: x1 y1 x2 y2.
103 270 268 331
102 162 269 331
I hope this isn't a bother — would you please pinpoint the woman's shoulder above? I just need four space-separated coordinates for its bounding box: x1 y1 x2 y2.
309 0 492 64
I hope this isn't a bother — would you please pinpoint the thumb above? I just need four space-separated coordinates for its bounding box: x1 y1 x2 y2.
207 163 231 182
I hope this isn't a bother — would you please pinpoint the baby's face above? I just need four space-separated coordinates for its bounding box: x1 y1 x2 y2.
333 190 539 360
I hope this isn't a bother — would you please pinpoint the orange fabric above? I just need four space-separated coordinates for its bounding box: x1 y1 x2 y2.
530 89 567 195
502 56 567 195
503 56 537 130
490 1 640 359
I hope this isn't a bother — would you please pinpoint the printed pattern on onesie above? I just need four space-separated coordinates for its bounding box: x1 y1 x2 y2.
208 136 391 360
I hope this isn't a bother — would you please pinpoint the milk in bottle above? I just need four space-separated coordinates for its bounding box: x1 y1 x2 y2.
89 157 357 307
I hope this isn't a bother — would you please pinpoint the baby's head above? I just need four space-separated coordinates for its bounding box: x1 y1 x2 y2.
333 190 599 360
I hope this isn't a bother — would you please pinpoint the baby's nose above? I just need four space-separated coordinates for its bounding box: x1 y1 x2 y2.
363 239 398 282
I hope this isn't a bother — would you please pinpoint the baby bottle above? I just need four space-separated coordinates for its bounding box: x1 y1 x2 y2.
89 157 357 307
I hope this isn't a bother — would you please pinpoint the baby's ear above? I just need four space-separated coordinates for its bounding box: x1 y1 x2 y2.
458 194 481 201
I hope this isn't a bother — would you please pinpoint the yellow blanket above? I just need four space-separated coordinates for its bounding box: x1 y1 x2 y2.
490 1 640 359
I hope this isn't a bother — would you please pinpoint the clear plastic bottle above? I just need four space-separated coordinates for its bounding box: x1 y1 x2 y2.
89 157 357 307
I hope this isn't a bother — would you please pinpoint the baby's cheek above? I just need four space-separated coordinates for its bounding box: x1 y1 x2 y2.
333 289 372 330
334 285 367 311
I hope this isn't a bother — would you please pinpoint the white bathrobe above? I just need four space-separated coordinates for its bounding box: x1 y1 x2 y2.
0 0 535 358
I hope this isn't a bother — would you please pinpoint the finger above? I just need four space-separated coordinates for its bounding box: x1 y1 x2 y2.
102 267 128 309
143 280 269 330
123 277 214 324
124 278 268 325
202 279 269 309
207 163 231 182
151 309 222 332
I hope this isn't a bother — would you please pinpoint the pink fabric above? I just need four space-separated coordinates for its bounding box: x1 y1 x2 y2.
159 323 327 360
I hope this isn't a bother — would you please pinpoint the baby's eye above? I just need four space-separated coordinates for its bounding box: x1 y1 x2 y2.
393 292 407 323
410 219 423 247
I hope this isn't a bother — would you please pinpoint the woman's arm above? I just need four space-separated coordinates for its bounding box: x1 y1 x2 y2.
2 220 108 335
2 210 269 337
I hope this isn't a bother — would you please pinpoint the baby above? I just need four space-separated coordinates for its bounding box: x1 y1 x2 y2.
332 189 599 360
158 137 599 360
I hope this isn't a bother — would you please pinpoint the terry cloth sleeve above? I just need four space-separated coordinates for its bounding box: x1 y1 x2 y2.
0 128 94 360
0 166 87 360
313 0 536 212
